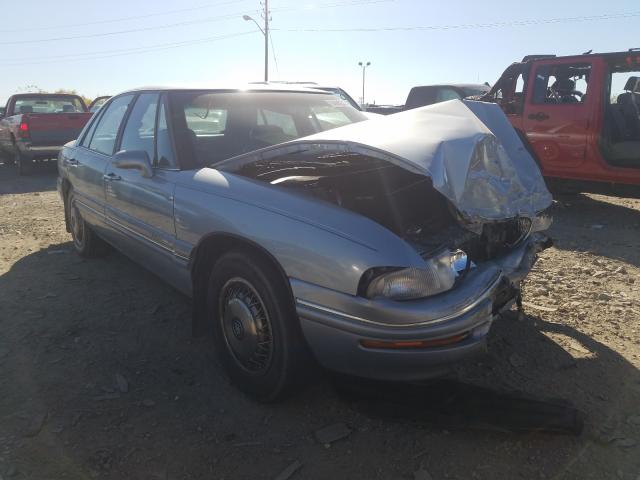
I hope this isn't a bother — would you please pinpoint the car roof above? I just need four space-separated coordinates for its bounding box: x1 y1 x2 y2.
119 84 332 95
410 84 490 90
522 50 640 63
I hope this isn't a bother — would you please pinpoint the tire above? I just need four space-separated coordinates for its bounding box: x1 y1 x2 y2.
66 190 110 258
16 150 31 175
207 250 311 402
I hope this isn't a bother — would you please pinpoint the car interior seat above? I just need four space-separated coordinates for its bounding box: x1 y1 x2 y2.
19 105 34 113
617 76 640 140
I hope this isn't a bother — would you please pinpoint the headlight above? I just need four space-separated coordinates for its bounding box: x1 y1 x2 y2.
365 250 457 300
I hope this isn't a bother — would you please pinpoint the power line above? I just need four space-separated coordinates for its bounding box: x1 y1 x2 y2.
0 31 258 67
273 11 640 32
0 11 252 45
0 0 250 34
0 0 392 45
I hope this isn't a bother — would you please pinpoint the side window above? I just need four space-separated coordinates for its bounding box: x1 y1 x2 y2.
120 93 159 162
156 99 177 168
88 94 134 155
532 63 591 105
435 88 462 102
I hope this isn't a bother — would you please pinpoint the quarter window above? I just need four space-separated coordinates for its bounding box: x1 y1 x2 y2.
156 99 177 168
88 94 134 155
120 93 159 162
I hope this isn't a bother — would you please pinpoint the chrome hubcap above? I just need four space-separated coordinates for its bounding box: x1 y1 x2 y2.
219 278 273 373
69 202 85 249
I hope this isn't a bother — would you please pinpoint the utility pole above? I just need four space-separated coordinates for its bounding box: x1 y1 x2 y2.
243 1 270 81
358 61 371 107
263 0 269 82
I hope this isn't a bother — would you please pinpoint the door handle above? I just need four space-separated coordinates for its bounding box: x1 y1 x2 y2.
527 112 550 121
103 172 122 182
65 158 79 167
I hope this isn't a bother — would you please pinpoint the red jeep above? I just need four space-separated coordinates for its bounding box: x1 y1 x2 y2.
481 49 640 195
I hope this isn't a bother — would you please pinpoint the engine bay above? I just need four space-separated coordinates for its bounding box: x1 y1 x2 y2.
235 151 532 263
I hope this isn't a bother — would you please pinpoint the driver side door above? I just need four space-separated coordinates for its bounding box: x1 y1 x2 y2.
103 93 179 278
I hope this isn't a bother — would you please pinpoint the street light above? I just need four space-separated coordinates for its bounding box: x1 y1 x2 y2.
243 6 269 82
358 61 371 108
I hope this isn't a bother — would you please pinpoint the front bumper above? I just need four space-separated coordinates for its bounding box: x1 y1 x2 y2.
294 233 550 381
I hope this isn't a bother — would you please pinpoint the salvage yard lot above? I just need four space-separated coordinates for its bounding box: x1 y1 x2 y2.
0 163 639 479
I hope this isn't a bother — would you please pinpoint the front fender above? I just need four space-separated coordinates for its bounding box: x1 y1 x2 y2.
173 168 426 296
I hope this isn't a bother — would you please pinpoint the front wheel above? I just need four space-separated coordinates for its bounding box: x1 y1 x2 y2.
207 250 311 402
67 191 110 257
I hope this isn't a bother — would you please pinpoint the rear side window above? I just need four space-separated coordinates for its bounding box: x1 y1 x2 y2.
89 95 134 155
120 93 159 162
532 63 591 105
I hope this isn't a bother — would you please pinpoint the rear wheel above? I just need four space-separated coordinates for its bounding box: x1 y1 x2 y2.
207 250 311 402
16 151 31 176
67 191 109 257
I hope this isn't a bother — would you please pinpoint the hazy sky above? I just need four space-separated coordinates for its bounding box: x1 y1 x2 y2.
1 0 638 105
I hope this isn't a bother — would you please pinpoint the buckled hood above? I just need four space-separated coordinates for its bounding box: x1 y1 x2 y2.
217 99 553 223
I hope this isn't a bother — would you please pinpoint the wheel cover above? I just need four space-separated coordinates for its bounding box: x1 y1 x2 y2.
69 201 86 250
219 277 273 374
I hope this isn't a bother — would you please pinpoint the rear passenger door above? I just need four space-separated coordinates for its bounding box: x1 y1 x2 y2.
103 93 178 267
67 94 134 228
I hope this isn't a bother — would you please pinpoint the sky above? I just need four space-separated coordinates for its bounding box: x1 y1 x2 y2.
0 0 638 106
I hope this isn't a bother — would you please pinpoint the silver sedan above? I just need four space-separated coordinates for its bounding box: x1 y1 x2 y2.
58 86 552 401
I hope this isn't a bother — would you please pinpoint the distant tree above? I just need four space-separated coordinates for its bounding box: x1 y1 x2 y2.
53 89 93 108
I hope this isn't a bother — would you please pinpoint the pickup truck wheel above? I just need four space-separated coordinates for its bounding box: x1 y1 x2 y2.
207 251 310 402
67 191 109 257
16 151 31 176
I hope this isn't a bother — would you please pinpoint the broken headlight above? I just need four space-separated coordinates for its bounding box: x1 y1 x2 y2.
365 250 457 301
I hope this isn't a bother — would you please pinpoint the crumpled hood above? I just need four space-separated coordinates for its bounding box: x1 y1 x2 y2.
218 99 552 222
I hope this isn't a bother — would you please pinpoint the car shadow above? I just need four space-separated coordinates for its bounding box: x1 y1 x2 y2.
0 160 58 194
549 193 640 267
1 243 639 478
332 310 639 436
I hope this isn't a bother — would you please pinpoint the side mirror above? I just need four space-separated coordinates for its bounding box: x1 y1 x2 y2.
113 150 153 178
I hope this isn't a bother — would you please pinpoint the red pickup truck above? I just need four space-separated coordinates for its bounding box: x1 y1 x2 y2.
480 50 640 195
0 94 93 175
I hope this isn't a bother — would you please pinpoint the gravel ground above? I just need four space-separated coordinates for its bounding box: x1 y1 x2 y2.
0 162 639 480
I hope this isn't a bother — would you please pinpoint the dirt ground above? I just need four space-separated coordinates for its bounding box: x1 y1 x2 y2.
0 161 639 480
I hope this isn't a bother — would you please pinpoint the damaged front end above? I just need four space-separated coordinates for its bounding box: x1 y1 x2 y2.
218 99 552 304
216 99 553 379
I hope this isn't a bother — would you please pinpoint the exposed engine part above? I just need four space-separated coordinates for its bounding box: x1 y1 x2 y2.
240 151 538 266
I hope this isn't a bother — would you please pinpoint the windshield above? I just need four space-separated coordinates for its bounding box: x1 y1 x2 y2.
13 96 85 114
315 87 362 110
462 86 491 97
168 90 367 167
